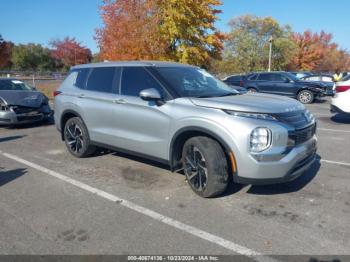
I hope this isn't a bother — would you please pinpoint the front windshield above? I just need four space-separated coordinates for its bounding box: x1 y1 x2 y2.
155 67 239 98
285 72 300 82
0 80 33 91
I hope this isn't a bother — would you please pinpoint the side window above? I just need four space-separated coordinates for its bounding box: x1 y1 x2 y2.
86 67 118 93
258 73 272 81
247 74 258 80
228 76 240 82
121 67 164 97
271 74 287 82
307 76 320 81
75 68 90 89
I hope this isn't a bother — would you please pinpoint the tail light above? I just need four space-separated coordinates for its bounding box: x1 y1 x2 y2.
53 90 62 97
239 80 244 87
335 86 350 93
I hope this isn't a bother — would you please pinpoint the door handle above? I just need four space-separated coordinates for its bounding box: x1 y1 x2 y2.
113 99 126 104
78 94 85 98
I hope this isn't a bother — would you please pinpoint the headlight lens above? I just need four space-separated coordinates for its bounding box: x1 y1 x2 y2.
0 98 10 111
224 110 277 121
250 127 272 152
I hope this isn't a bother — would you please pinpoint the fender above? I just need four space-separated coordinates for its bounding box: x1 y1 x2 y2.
169 126 233 172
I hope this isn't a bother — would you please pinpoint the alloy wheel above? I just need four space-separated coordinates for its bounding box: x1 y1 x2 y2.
65 122 84 154
184 146 208 192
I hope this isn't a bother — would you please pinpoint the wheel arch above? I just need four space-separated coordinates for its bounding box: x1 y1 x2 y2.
59 109 84 140
169 126 233 172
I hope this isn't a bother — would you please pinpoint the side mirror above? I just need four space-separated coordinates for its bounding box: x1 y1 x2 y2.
139 88 162 101
31 86 37 90
284 78 291 83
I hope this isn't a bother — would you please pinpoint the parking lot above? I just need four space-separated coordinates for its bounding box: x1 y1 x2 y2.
0 98 349 259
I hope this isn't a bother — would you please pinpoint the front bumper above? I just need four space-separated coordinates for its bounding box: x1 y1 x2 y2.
233 136 318 185
0 105 52 126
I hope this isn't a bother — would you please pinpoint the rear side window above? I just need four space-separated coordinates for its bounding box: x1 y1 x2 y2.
257 73 273 81
86 67 118 93
75 68 90 89
227 75 241 81
121 67 164 97
246 74 258 80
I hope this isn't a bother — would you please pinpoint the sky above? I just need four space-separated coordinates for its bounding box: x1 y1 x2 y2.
0 0 349 53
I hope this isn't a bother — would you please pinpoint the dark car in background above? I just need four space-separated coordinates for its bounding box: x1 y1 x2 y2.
242 71 328 104
222 74 247 93
0 78 52 126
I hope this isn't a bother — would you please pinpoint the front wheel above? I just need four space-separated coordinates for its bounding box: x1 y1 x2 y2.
182 136 229 198
64 117 96 158
297 90 314 104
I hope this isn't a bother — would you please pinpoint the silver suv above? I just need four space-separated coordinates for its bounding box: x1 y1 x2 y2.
54 61 317 197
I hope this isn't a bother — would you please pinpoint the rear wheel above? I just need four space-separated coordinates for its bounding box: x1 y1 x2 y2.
64 117 96 158
182 136 229 198
297 90 314 104
247 88 257 93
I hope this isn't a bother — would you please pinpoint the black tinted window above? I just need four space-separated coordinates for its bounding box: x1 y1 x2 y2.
74 68 90 89
86 67 117 93
227 75 241 81
121 67 164 97
271 73 288 81
247 74 258 80
0 80 12 90
258 73 273 81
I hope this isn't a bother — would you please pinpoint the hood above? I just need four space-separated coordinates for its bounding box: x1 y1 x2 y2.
0 90 45 108
189 93 305 114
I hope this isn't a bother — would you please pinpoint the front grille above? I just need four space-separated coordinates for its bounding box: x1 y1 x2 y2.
11 106 38 114
289 123 316 144
17 114 43 122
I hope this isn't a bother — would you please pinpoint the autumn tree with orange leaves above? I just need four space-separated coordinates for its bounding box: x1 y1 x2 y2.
96 0 225 66
51 37 92 70
288 30 350 72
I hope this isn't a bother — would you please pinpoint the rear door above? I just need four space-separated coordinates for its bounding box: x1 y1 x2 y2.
77 66 120 144
256 73 275 93
110 66 172 160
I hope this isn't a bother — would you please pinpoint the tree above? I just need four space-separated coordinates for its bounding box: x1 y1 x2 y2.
11 43 55 71
219 15 296 74
51 37 92 70
96 0 162 61
289 30 350 72
96 0 225 66
156 0 225 66
0 35 14 69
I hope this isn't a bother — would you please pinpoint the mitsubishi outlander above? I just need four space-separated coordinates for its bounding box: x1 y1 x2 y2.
54 61 317 197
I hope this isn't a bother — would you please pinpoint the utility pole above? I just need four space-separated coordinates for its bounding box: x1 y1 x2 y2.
268 36 273 72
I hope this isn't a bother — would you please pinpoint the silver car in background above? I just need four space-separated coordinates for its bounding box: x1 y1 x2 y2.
54 61 317 197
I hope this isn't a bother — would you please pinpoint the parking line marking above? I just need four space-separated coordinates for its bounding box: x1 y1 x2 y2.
321 159 350 167
0 151 277 262
318 128 350 133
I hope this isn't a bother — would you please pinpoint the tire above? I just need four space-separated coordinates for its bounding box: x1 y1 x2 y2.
247 88 257 93
297 90 314 104
63 117 96 158
182 136 229 198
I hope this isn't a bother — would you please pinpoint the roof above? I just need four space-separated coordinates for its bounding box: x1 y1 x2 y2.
72 60 197 70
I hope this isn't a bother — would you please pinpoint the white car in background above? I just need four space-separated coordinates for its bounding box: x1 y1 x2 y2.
331 74 350 115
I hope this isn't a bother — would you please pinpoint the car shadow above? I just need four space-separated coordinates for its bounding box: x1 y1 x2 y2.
0 135 26 143
246 156 321 195
330 114 350 124
0 168 27 187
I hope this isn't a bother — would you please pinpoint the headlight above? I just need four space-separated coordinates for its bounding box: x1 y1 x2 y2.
250 127 272 152
224 110 277 121
0 97 10 111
